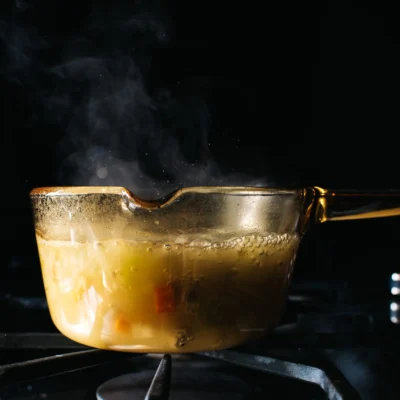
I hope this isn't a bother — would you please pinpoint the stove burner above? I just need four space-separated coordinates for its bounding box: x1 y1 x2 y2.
96 360 250 400
94 351 360 400
0 335 362 399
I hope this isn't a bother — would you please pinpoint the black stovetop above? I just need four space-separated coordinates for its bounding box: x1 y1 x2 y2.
0 348 360 400
1 277 400 400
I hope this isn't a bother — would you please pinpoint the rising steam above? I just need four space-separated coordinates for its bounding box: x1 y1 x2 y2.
1 1 269 199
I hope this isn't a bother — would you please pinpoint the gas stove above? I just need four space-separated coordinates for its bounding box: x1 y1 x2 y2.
1 277 399 400
0 345 360 400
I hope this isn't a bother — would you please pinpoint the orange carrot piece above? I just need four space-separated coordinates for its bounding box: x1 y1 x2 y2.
154 284 175 313
114 317 131 333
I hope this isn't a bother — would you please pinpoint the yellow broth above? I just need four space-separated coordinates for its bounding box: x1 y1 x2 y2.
37 233 299 352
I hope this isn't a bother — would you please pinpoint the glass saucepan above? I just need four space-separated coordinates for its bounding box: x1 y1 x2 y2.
30 186 400 353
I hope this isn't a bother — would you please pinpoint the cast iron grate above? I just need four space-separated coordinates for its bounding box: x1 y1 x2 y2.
0 347 360 399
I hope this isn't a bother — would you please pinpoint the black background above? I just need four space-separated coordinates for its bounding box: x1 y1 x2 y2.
0 0 399 296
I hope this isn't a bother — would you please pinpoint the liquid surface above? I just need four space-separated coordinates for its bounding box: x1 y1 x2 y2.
37 233 299 352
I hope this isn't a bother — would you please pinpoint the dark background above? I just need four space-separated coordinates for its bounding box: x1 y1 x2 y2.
0 0 399 297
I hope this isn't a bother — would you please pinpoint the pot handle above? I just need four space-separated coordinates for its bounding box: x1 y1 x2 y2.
313 186 400 223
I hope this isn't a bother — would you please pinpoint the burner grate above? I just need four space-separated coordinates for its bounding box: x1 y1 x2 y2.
144 354 171 400
0 349 135 386
199 350 360 400
0 346 361 399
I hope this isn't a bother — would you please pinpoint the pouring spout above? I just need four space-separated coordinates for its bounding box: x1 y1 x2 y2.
121 188 176 211
29 186 179 211
313 186 400 223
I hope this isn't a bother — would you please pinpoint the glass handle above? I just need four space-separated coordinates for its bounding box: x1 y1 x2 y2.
313 187 400 223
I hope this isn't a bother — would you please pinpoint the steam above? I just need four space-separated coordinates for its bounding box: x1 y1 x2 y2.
1 1 269 199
